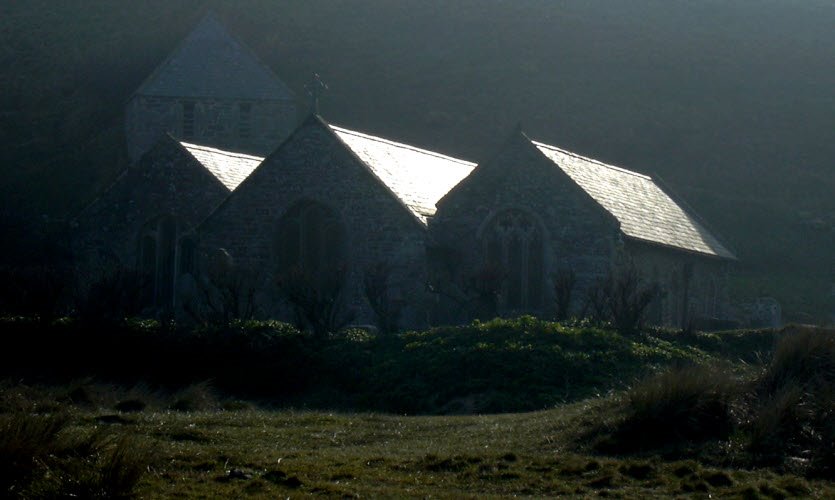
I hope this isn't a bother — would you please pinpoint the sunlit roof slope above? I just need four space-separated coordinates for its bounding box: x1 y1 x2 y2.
534 141 735 259
180 141 263 191
331 125 476 224
135 13 293 100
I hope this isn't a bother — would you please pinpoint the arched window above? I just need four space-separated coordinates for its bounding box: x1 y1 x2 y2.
276 201 345 288
138 215 191 310
482 209 544 311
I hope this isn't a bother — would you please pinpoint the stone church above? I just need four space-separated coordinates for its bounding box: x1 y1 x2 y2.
75 13 736 330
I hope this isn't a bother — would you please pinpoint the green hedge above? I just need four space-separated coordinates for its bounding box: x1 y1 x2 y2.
0 316 776 414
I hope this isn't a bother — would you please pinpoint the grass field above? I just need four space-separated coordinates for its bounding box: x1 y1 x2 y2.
3 323 834 497
4 397 832 498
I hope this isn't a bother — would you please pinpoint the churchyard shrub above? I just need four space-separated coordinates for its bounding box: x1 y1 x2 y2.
74 264 148 325
0 265 68 321
581 278 610 326
276 265 353 337
580 261 659 334
184 248 258 324
0 212 73 321
363 263 404 334
553 267 577 321
605 260 660 335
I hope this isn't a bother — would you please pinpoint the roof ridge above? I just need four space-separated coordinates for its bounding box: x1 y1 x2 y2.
180 141 265 162
532 140 651 180
329 125 476 167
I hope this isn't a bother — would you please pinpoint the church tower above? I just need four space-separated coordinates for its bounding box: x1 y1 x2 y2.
125 12 296 162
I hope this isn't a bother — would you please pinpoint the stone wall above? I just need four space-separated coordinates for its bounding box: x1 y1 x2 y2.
626 240 733 329
125 95 297 162
429 132 620 322
73 136 230 309
197 116 430 328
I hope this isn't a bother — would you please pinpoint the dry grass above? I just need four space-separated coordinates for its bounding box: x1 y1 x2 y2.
127 406 832 498
2 382 834 497
600 364 739 453
0 411 151 498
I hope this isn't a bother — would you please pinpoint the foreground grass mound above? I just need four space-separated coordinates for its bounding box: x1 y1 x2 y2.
1 316 776 414
598 326 835 477
1 392 831 498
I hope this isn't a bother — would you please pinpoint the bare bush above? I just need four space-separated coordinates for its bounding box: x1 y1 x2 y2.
582 261 659 334
184 248 258 324
363 263 404 334
75 265 148 324
276 265 353 337
553 267 576 321
464 262 505 319
606 261 660 335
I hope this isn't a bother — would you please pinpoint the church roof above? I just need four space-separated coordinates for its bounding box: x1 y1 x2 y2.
331 125 476 224
134 13 294 101
180 141 263 191
533 141 736 259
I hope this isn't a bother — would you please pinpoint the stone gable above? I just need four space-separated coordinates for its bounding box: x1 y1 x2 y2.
74 135 233 310
198 116 431 326
430 130 621 321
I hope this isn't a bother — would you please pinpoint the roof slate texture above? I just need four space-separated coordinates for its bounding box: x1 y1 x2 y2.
136 13 294 101
331 125 476 224
533 141 735 259
180 141 263 191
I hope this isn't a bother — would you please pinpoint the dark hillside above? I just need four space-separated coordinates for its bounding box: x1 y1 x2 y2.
1 0 833 319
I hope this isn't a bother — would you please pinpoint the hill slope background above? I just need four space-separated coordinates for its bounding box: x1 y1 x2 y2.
1 0 833 320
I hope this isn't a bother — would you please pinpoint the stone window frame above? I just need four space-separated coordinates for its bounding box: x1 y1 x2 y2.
274 199 348 289
476 206 549 313
137 215 194 310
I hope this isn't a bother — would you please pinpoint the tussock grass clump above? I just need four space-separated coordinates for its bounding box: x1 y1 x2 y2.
749 326 835 473
601 364 738 452
0 411 151 498
170 381 219 412
758 325 835 395
596 326 835 476
0 412 69 493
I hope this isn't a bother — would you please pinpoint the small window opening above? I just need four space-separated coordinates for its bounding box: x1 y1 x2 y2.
182 101 195 139
239 103 252 139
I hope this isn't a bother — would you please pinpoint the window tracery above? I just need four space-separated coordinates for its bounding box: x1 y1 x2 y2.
482 209 544 311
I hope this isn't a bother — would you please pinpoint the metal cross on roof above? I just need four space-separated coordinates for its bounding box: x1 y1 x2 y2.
305 72 328 114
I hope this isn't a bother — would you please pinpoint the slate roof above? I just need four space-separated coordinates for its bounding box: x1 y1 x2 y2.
331 125 476 224
180 141 263 191
533 141 735 259
135 13 294 100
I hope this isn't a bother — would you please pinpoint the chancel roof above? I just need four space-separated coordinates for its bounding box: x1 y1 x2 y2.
331 125 476 224
533 141 735 259
180 141 263 191
135 13 294 100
